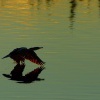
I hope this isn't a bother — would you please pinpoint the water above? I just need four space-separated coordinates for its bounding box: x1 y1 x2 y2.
0 0 100 100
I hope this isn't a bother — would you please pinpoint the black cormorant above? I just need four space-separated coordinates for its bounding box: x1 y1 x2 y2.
2 47 45 65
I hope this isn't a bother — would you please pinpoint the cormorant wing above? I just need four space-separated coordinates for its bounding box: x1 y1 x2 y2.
24 50 45 65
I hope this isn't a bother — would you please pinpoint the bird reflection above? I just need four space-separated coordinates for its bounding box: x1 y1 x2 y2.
69 0 77 29
24 66 45 83
3 64 45 83
10 63 25 80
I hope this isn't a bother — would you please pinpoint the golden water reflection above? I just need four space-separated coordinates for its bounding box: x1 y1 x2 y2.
0 0 100 30
0 0 58 9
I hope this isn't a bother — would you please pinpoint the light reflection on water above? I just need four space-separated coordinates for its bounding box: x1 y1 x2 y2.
0 0 100 100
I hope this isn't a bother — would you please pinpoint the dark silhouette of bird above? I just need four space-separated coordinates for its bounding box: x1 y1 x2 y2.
2 47 45 65
10 63 25 80
2 64 45 83
23 66 45 83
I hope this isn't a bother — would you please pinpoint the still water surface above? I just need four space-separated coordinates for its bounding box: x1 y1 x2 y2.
0 0 100 100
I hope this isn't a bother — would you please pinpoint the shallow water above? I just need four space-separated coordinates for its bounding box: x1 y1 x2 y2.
0 0 100 100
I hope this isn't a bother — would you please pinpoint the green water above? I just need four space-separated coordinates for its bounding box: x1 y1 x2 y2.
0 0 100 100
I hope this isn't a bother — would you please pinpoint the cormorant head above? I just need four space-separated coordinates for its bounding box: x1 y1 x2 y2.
29 47 43 50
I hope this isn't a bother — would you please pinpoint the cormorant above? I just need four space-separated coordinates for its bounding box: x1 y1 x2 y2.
2 47 45 65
